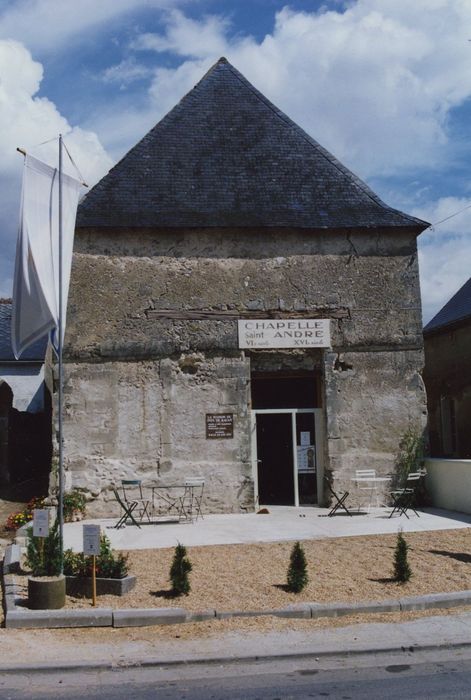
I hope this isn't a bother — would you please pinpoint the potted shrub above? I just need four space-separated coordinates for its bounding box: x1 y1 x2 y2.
63 534 135 596
25 519 66 610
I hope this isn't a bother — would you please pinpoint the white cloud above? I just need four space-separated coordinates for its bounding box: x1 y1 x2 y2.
413 197 471 323
129 1 471 179
0 0 179 53
0 39 113 297
132 10 232 59
101 58 153 88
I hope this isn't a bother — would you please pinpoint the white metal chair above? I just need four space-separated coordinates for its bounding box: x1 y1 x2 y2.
121 479 151 524
180 478 205 522
354 469 377 511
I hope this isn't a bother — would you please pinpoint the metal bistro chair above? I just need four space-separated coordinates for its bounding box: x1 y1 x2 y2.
389 471 423 519
179 478 205 523
325 478 352 517
354 469 376 512
113 487 140 529
121 479 151 524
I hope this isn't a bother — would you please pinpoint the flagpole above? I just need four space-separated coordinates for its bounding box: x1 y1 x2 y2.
58 134 64 572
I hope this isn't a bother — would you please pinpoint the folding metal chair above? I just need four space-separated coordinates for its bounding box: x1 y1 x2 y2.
325 479 352 517
121 479 151 523
389 472 422 519
354 469 377 512
113 487 141 529
180 478 205 522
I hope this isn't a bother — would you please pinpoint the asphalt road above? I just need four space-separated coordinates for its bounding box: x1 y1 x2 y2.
2 648 471 699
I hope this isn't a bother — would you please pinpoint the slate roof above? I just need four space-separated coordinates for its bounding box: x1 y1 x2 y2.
0 301 47 362
424 277 471 334
77 58 428 232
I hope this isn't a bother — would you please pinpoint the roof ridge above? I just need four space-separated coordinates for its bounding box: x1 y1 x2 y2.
424 276 471 333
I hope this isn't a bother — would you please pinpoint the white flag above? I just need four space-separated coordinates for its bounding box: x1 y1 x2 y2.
11 154 82 358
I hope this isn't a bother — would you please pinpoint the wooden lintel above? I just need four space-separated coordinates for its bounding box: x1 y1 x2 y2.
146 308 350 321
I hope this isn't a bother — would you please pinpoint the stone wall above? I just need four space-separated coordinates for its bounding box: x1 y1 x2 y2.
62 226 426 514
62 354 251 516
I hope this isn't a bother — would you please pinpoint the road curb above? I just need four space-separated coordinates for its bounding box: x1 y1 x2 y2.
2 637 471 675
4 543 471 630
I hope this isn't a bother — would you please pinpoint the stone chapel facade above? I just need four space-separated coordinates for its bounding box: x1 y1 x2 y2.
62 58 429 515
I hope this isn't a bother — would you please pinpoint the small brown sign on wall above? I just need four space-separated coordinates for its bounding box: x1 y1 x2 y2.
206 413 234 439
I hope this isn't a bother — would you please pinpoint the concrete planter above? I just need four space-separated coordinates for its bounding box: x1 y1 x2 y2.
66 574 136 597
28 575 66 610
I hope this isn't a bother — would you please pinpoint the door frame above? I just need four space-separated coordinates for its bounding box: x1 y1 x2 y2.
251 408 324 508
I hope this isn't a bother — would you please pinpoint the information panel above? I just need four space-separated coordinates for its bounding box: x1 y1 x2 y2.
206 413 234 439
238 319 331 349
83 524 101 556
33 509 49 537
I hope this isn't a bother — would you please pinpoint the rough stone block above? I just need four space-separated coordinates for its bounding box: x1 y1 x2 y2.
3 544 21 573
399 591 471 612
274 604 311 619
310 599 400 618
66 574 136 597
5 608 113 629
113 607 187 627
186 609 217 622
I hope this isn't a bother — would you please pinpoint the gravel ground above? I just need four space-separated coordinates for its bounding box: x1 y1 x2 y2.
12 528 471 618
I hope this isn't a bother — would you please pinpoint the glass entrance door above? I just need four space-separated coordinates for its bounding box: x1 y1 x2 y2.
252 409 322 507
295 412 317 505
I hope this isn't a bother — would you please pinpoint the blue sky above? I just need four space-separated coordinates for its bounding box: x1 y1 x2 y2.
0 0 470 322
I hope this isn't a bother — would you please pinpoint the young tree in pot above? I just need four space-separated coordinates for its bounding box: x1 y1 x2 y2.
26 519 66 609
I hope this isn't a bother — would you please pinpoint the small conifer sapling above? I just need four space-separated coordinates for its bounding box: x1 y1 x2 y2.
393 529 412 583
287 541 308 593
170 543 192 596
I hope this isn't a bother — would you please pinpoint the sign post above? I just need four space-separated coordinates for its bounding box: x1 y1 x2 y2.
83 524 101 607
33 509 50 566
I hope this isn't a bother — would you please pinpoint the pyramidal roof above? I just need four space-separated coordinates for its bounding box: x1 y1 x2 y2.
77 58 429 231
424 276 471 334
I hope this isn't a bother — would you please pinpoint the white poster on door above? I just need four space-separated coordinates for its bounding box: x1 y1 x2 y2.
297 445 316 472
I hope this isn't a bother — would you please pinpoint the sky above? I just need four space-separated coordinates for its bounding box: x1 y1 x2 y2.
0 0 470 324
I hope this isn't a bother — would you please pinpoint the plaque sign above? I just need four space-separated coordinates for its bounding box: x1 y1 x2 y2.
238 319 331 349
33 509 50 538
83 524 101 556
206 413 234 439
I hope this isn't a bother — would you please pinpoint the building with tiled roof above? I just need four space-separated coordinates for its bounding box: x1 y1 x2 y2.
423 277 471 458
63 58 430 515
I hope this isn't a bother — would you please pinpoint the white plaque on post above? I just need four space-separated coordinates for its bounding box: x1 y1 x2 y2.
33 509 49 537
83 524 101 556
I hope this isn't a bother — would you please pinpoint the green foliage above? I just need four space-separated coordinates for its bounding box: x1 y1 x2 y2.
63 534 129 579
395 428 425 483
63 490 86 522
25 518 62 577
169 543 192 596
393 530 412 583
287 541 308 593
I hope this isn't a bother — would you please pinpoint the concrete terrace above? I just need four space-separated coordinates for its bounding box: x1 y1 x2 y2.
63 506 471 552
